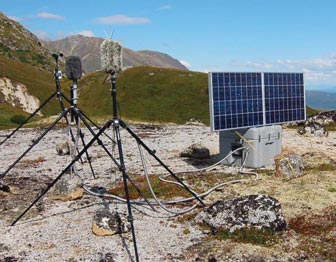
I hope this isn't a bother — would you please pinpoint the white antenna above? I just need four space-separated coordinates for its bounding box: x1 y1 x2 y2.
103 29 115 40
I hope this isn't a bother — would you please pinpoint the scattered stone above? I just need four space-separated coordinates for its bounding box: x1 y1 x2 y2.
185 118 204 126
274 153 304 179
0 182 10 193
56 142 71 156
297 111 336 137
49 173 83 201
180 143 210 159
196 194 287 233
208 254 217 262
92 209 129 236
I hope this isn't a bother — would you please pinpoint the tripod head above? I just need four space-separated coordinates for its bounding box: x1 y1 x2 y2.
65 56 82 108
53 53 64 80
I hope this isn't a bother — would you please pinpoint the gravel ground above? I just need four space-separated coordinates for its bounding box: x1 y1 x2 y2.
1 123 336 261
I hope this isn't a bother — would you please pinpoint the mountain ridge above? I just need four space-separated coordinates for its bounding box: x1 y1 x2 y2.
44 35 188 73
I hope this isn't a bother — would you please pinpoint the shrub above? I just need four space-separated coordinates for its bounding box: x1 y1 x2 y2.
10 114 26 124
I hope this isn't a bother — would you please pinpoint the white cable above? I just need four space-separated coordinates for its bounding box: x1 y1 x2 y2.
137 142 199 215
82 145 259 213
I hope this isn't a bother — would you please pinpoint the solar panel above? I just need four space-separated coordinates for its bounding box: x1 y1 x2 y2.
209 72 306 131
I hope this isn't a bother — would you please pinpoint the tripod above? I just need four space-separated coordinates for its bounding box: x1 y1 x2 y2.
8 70 205 262
0 54 99 180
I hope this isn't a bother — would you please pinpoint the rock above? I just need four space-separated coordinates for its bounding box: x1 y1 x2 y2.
185 118 204 126
0 182 10 193
196 194 287 233
49 173 83 201
275 153 304 179
92 209 129 236
56 142 71 156
180 143 210 159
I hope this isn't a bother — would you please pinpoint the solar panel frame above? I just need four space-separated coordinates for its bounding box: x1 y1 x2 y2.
209 72 306 131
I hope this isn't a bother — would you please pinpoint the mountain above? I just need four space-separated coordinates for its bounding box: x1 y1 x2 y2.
0 12 54 70
306 90 336 110
44 35 188 73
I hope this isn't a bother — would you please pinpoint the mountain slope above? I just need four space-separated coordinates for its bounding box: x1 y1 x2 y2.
0 12 54 70
44 35 188 73
78 67 209 124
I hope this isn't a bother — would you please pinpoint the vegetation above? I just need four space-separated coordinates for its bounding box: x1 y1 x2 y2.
306 106 320 116
0 57 327 129
79 67 210 124
288 206 336 261
215 227 281 247
0 56 71 128
10 114 26 124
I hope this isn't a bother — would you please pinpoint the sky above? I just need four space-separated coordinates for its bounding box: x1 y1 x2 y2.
2 0 336 89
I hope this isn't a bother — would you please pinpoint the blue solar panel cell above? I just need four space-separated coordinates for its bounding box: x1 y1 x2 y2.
209 72 306 131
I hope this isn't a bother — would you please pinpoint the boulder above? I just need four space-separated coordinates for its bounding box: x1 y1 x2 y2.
275 153 304 179
196 194 287 233
49 172 83 201
180 143 210 159
92 209 129 236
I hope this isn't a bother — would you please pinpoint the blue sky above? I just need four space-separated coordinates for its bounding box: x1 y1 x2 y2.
2 0 336 89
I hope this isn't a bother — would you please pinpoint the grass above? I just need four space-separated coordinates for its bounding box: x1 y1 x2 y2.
306 106 320 116
78 67 210 125
0 56 72 128
288 206 336 261
107 173 192 200
215 227 281 247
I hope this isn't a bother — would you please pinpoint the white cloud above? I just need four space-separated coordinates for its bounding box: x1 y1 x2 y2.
95 14 150 25
230 60 273 70
158 5 172 11
37 12 64 20
232 54 336 85
33 30 51 40
8 16 23 22
77 30 95 37
180 60 191 68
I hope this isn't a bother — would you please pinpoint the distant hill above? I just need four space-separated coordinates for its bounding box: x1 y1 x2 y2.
306 90 336 110
44 35 188 73
78 67 209 124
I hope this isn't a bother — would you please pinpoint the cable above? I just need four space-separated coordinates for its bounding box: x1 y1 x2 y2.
138 142 198 215
82 145 259 215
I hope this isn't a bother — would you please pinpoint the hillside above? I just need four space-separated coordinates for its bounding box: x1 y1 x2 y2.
45 35 188 73
0 56 68 128
78 67 209 124
0 12 54 70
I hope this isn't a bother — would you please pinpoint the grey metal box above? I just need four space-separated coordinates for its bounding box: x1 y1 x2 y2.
219 125 282 168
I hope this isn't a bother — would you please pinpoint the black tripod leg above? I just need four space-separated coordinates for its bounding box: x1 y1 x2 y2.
73 104 116 144
0 108 71 180
11 119 114 226
113 120 140 262
0 91 58 146
78 112 155 211
58 94 84 164
78 128 96 179
119 120 205 207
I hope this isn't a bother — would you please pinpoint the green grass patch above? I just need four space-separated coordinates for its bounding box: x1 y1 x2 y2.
327 186 336 193
215 227 281 247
